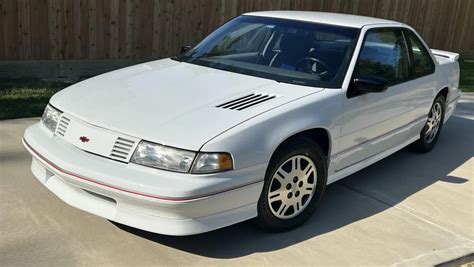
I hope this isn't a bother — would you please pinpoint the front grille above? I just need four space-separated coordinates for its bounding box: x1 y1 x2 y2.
216 93 277 111
109 137 136 161
56 115 70 137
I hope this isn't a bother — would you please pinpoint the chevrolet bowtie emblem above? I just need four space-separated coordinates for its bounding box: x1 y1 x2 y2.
79 136 90 143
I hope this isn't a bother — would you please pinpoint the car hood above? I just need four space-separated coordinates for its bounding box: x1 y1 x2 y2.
51 58 323 150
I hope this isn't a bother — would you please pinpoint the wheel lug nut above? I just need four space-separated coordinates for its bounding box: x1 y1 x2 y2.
295 191 300 197
298 181 303 187
293 177 298 183
286 184 291 190
287 192 293 198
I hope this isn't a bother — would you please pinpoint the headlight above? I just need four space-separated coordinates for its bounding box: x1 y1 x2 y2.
191 152 233 173
41 104 62 132
130 141 234 173
131 141 196 173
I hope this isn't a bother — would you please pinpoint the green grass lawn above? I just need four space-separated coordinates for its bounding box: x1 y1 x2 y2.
0 59 473 120
459 60 474 92
0 80 72 120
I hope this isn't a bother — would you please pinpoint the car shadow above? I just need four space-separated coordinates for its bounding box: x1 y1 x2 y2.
112 109 473 259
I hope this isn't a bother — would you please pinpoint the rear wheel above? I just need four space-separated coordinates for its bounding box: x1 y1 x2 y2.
256 137 327 231
412 95 446 153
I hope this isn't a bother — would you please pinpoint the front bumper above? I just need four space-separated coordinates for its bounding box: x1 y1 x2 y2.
23 123 266 235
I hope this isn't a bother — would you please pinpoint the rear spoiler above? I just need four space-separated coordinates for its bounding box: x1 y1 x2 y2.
431 49 460 61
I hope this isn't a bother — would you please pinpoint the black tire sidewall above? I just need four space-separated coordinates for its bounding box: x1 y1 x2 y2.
256 137 327 231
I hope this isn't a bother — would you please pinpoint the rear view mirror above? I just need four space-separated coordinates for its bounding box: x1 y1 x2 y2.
353 76 388 93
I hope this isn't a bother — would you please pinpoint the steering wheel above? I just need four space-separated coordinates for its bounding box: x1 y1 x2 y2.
295 57 332 77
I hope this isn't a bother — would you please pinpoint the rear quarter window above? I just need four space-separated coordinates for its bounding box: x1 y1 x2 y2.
405 29 435 78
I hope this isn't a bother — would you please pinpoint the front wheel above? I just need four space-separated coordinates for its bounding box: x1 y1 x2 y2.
255 137 327 232
412 94 446 153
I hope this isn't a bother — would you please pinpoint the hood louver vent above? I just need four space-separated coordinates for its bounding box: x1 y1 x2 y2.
56 116 70 137
216 93 277 111
110 137 136 161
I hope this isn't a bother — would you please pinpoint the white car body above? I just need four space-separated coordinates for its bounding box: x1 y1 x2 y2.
23 11 461 235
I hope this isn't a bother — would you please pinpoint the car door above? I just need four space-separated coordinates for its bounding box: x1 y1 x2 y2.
336 27 415 171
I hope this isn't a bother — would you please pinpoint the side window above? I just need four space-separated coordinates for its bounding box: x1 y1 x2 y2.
355 28 410 85
405 30 435 78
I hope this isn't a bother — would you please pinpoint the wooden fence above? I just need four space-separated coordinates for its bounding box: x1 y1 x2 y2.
1 0 473 61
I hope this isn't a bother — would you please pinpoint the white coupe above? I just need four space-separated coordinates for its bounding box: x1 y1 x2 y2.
24 11 461 235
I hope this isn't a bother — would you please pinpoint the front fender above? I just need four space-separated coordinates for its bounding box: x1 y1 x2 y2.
201 89 343 170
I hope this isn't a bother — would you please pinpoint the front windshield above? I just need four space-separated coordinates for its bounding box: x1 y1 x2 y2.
176 15 359 88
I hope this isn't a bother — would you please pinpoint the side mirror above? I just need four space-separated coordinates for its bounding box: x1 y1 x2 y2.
180 45 192 54
353 76 388 93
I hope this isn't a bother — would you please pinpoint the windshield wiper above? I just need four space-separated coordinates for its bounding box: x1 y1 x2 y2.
290 80 307 85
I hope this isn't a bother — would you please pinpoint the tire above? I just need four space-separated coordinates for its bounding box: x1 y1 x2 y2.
255 137 327 232
412 94 446 153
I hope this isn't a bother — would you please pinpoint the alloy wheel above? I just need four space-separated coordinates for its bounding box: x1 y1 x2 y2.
425 102 442 143
267 155 317 219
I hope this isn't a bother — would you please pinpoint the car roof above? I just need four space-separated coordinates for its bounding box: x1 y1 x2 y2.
244 11 403 28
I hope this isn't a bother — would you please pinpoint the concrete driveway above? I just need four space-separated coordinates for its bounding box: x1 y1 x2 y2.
1 94 473 266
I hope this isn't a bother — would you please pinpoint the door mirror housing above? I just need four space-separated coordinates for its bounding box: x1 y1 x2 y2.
353 76 388 93
180 45 192 54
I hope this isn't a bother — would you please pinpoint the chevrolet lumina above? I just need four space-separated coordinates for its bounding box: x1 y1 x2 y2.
23 11 461 235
